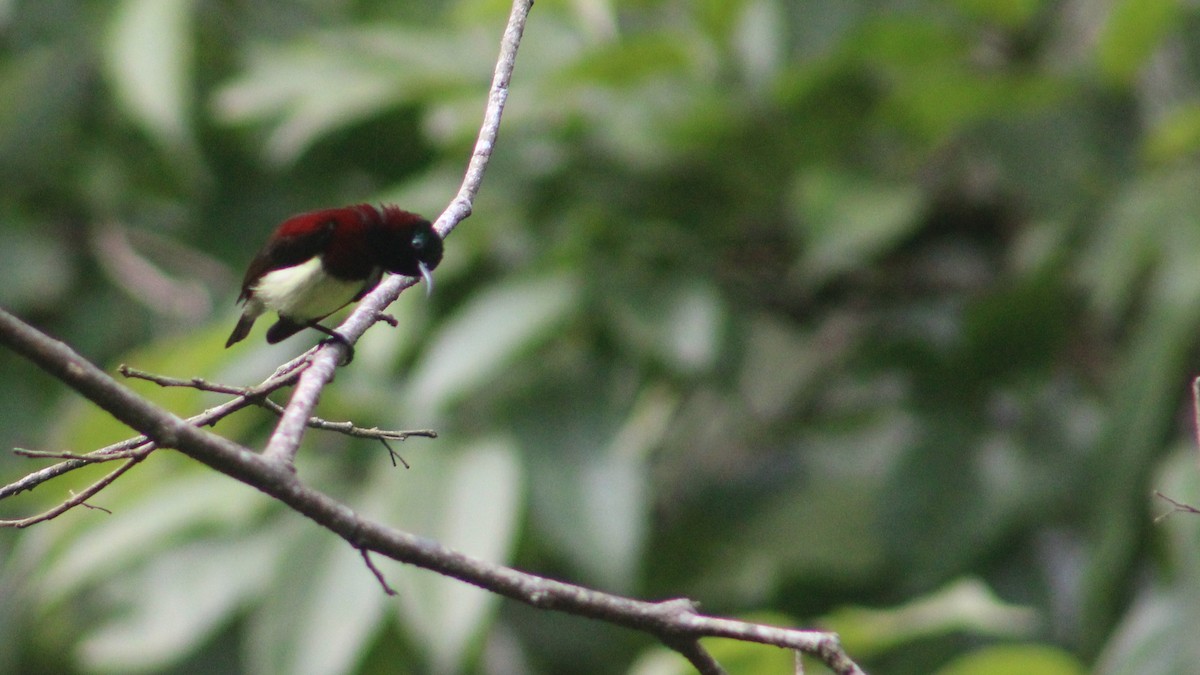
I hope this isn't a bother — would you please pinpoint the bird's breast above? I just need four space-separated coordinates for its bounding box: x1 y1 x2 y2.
251 257 373 320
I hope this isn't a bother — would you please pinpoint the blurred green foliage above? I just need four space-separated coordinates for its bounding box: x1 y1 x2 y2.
1 0 1199 673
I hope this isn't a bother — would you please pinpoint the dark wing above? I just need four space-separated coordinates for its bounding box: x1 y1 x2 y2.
225 313 258 348
351 269 385 302
237 219 337 303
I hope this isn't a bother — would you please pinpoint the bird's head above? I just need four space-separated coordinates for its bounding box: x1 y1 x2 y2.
369 206 444 291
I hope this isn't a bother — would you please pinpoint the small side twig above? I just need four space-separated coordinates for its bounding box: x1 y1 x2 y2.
121 364 436 446
0 448 152 528
0 360 308 502
1193 376 1200 459
1153 375 1200 521
379 439 409 469
359 548 398 596
74 494 114 515
13 448 139 463
1154 490 1200 522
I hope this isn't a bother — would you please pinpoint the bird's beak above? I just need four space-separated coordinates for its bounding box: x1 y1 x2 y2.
418 261 434 298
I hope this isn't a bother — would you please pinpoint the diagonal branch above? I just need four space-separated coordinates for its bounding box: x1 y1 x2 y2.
261 0 532 466
0 354 309 501
0 450 151 527
0 305 863 674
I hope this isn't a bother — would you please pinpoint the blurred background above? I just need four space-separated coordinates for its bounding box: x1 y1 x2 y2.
0 0 1197 673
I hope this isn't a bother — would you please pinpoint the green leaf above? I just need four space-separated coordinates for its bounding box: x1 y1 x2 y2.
1143 103 1200 164
0 47 88 185
824 578 1037 658
732 0 785 88
405 273 578 417
30 465 271 607
607 281 725 375
106 0 197 152
245 522 390 675
1080 168 1200 319
558 35 695 87
378 438 523 673
0 226 72 312
935 644 1086 675
1090 450 1200 674
951 0 1044 28
1094 593 1200 675
791 170 923 284
77 534 280 672
213 27 488 164
1096 0 1179 84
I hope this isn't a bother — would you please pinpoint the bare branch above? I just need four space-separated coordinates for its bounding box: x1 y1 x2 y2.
0 301 862 674
664 636 725 675
1153 376 1200 520
122 368 254 398
260 0 532 466
1193 375 1200 453
13 448 135 462
0 359 311 501
120 364 435 444
1 440 151 500
0 450 150 528
1155 490 1200 521
360 548 398 596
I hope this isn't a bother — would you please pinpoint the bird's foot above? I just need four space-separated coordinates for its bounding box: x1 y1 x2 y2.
310 324 355 365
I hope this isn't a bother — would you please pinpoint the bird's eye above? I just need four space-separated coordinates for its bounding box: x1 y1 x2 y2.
411 232 427 250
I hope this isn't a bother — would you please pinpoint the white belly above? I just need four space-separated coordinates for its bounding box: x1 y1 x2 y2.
251 257 367 319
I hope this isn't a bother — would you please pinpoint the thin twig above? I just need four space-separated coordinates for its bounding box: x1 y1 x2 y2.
1193 376 1200 461
1152 377 1200 521
0 360 308 501
1154 490 1200 522
664 636 725 675
260 0 529 467
359 548 398 596
120 366 252 396
122 365 436 443
13 448 138 463
74 495 114 514
0 450 150 528
379 439 410 469
300 421 436 442
0 439 154 500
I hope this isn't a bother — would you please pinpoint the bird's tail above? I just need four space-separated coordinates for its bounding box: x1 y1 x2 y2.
225 314 257 348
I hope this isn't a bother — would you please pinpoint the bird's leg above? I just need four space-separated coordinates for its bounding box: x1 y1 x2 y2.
308 323 355 365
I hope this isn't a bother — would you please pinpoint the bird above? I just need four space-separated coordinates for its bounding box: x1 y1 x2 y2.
225 203 443 350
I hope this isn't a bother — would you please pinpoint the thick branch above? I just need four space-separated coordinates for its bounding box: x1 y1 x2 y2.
0 356 307 501
0 306 863 675
0 309 292 491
